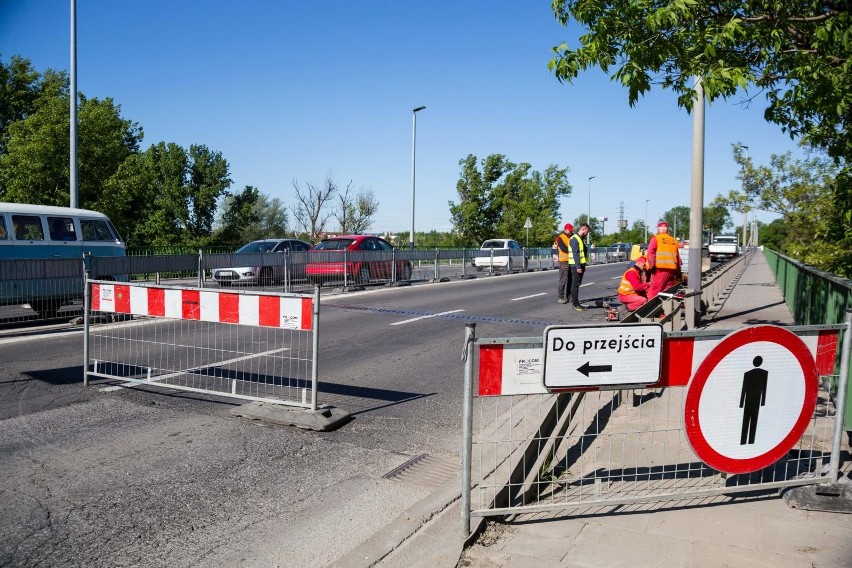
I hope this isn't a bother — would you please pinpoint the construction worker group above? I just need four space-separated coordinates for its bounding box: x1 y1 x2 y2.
556 219 682 313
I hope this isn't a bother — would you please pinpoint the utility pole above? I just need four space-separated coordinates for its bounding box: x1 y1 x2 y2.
70 0 78 209
688 76 706 326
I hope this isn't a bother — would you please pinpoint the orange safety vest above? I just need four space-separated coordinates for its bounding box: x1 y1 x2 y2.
555 233 572 262
653 234 680 270
617 268 638 296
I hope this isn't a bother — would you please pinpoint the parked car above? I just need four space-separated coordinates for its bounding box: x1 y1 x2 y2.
305 235 412 286
212 238 312 286
708 234 739 262
473 239 528 272
608 242 632 261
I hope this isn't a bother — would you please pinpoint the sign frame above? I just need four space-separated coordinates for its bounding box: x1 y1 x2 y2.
683 325 818 475
542 322 664 391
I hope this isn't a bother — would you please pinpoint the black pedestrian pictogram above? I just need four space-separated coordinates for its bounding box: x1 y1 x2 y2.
739 356 768 445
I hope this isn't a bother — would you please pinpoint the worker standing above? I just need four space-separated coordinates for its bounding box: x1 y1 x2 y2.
554 224 574 304
569 224 590 310
647 221 682 299
617 256 650 311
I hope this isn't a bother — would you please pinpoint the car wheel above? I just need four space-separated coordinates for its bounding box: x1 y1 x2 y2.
401 262 412 281
357 265 371 285
259 267 273 286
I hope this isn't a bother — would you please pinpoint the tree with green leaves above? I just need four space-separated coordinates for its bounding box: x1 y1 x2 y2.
450 154 571 246
713 144 849 275
549 1 852 163
216 185 262 245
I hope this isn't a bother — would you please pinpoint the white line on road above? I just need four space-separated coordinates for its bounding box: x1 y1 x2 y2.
98 347 289 392
611 275 622 280
580 282 595 287
390 309 464 326
510 293 547 301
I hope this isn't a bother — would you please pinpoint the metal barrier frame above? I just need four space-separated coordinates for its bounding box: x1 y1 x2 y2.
461 317 851 534
83 278 321 410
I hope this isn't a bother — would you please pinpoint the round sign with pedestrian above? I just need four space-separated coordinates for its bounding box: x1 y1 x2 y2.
683 325 818 474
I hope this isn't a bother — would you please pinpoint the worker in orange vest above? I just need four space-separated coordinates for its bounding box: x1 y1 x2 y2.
647 220 683 299
617 256 650 311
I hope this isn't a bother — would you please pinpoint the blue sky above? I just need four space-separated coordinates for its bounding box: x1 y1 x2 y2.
1 1 801 235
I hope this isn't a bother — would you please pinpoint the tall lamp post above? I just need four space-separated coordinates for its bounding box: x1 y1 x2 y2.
587 176 595 244
70 0 78 209
740 145 750 250
409 105 426 251
644 199 650 243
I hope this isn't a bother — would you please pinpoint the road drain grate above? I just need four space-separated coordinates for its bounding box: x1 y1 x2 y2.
383 453 458 490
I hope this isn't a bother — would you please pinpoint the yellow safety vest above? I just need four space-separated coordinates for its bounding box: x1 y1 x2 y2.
617 269 637 296
653 234 679 270
568 234 587 265
555 233 572 262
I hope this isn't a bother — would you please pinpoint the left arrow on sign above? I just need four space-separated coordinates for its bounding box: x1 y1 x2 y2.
577 362 613 377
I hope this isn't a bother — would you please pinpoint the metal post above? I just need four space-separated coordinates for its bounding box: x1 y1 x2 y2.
462 248 467 278
644 199 650 243
460 323 476 537
343 250 348 289
688 77 705 323
829 310 852 480
409 105 426 251
69 0 79 209
310 286 321 412
197 249 203 288
391 249 397 283
82 253 90 386
587 176 595 245
434 249 439 280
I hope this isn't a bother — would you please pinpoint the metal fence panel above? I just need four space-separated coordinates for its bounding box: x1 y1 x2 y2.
461 323 850 529
84 280 319 409
0 258 84 323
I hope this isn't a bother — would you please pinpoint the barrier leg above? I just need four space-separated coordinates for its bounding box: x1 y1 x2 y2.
829 310 852 480
461 323 475 537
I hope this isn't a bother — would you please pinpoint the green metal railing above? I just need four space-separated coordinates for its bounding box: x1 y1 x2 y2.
764 248 852 430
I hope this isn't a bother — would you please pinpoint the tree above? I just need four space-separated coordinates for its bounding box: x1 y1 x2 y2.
0 93 142 208
332 181 379 234
713 145 849 275
292 176 336 240
662 206 691 240
549 1 852 163
216 185 262 244
450 154 571 246
703 205 732 235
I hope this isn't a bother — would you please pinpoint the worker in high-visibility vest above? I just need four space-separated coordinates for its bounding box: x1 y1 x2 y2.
617 256 650 311
568 224 590 310
554 223 575 304
647 220 682 299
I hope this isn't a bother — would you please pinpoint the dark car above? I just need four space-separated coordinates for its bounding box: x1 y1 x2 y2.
212 238 312 286
305 235 413 286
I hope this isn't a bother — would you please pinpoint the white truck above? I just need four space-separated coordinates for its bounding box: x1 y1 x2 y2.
708 234 739 262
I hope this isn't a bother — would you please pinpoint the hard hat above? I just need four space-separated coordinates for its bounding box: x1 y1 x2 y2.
563 223 574 232
657 221 669 228
635 256 648 267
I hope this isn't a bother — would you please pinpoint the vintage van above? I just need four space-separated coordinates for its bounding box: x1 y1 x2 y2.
0 203 126 317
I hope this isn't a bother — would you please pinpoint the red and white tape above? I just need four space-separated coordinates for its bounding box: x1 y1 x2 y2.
91 283 313 331
478 330 839 397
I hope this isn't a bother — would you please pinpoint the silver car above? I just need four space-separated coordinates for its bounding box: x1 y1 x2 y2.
213 239 312 286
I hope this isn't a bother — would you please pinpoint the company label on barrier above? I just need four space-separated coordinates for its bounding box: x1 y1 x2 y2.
542 323 663 389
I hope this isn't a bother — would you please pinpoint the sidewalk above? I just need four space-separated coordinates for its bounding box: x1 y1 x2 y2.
432 252 850 568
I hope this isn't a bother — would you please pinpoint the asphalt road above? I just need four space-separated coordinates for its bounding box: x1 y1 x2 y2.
0 262 629 567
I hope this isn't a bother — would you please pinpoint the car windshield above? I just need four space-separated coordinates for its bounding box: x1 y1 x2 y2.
312 239 354 250
236 241 277 253
481 240 507 249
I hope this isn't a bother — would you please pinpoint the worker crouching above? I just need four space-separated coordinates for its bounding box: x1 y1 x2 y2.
617 256 650 311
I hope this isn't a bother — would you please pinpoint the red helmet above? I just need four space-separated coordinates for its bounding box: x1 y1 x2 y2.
563 223 574 232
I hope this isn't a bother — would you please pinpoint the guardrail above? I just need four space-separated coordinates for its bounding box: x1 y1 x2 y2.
764 248 852 431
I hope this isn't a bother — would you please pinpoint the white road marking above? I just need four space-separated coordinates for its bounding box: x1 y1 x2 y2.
580 282 595 287
390 309 464 326
611 275 622 279
510 292 547 301
97 347 289 392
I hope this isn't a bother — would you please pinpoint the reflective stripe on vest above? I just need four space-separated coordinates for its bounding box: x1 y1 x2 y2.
617 270 636 296
556 233 572 262
568 234 587 264
654 234 679 270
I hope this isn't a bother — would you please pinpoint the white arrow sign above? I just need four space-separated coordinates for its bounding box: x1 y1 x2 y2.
542 323 663 389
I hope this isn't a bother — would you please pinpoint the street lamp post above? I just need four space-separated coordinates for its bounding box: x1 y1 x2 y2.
741 145 750 250
409 105 426 251
644 199 650 243
587 176 595 244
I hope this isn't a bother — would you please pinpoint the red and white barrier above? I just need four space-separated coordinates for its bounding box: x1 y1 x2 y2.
91 282 313 331
478 329 839 397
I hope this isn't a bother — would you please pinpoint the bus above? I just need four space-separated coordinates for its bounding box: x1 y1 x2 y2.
0 203 126 317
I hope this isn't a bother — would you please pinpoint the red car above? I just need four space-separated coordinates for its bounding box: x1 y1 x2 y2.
305 235 413 286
